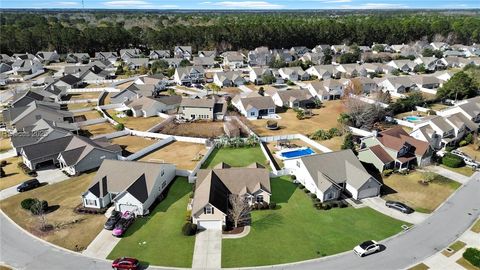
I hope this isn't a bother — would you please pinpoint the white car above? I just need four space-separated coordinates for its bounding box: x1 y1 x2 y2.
353 240 381 257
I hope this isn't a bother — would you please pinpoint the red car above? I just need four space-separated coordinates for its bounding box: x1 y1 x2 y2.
112 257 139 270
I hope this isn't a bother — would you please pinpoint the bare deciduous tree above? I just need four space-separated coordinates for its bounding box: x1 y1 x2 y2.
228 194 251 228
31 200 49 231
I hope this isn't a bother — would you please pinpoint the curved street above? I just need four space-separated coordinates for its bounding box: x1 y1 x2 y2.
1 173 479 270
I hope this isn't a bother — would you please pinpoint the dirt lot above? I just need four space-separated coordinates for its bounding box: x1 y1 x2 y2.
0 173 106 251
248 100 346 136
107 109 163 131
0 156 30 191
139 141 207 170
110 136 157 154
382 171 461 213
158 121 225 138
81 123 117 137
67 102 97 110
66 92 101 100
74 110 102 121
0 137 12 152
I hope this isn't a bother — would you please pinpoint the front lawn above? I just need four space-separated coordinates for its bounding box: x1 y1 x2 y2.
222 176 406 267
440 164 475 177
0 137 12 152
201 146 268 168
107 177 195 268
382 171 461 213
0 172 106 251
0 156 30 190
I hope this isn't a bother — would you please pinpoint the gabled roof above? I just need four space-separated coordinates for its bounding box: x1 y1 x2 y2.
193 163 270 215
86 159 172 203
368 144 395 164
376 126 430 156
233 94 275 111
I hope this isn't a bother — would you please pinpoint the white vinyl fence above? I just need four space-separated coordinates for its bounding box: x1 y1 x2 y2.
124 136 174 161
75 118 107 127
67 87 119 93
260 134 332 153
91 130 130 140
188 145 216 183
347 126 374 137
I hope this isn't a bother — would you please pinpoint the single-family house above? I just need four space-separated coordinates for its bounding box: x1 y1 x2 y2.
232 92 276 119
53 74 83 90
414 57 444 71
174 46 193 60
222 51 245 69
149 50 170 59
11 59 44 75
374 76 416 95
178 96 227 121
299 52 325 65
305 65 337 80
306 79 344 101
213 71 245 87
284 150 382 201
436 96 480 124
0 63 12 73
191 162 270 229
248 47 272 67
386 60 418 73
10 90 53 108
36 51 60 63
358 126 433 172
265 88 316 109
410 75 441 90
94 52 118 64
278 67 310 81
312 44 330 53
126 58 149 70
120 48 142 61
81 160 176 216
193 56 216 68
125 95 181 117
348 77 378 94
65 53 90 64
430 42 450 51
174 66 205 85
336 64 367 78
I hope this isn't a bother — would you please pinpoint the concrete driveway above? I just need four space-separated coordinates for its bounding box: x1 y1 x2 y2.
82 229 121 259
192 229 222 269
363 197 430 224
0 167 70 200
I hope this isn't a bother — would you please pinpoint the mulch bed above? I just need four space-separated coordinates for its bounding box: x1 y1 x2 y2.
223 226 245 235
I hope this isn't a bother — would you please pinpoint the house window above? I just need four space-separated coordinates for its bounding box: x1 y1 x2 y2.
256 195 264 203
161 169 165 176
161 181 166 189
205 206 213 214
85 199 97 206
268 108 275 113
250 112 255 116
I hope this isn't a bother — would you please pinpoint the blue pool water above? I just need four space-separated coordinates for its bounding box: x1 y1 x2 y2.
405 116 423 122
280 148 315 159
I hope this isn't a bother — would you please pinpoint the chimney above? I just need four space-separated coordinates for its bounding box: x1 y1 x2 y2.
372 130 378 137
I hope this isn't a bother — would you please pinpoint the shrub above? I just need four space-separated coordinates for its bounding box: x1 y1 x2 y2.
459 140 468 147
464 133 474 144
339 201 348 208
182 222 197 236
115 123 124 131
21 198 36 210
427 109 436 115
0 160 7 167
331 201 339 208
185 210 192 222
290 175 296 180
125 110 133 117
463 248 480 267
304 188 310 194
262 202 269 210
442 153 465 168
322 203 332 210
445 146 455 152
315 198 321 202
269 202 277 209
310 193 317 199
298 184 305 189
0 167 5 178
383 169 394 177
30 200 48 215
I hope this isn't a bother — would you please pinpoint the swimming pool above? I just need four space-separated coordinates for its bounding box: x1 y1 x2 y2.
280 147 315 159
405 116 423 122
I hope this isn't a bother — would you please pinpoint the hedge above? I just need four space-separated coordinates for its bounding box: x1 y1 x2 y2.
182 222 197 236
463 248 480 267
21 198 36 210
442 153 465 168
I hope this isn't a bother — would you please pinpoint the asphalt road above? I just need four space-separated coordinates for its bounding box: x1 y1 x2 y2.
1 173 479 270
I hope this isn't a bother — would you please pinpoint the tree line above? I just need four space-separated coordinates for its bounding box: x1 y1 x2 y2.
1 12 480 55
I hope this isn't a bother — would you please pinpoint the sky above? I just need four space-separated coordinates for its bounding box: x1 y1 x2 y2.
1 0 479 10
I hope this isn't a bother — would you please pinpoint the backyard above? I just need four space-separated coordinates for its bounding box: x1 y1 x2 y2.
107 177 194 268
201 146 268 168
248 100 346 136
139 141 207 170
107 109 163 131
382 171 461 213
74 110 102 121
110 135 157 155
158 121 225 138
0 156 30 190
81 122 117 137
67 102 97 110
0 173 106 251
0 137 12 152
265 139 321 168
65 92 101 100
222 176 407 267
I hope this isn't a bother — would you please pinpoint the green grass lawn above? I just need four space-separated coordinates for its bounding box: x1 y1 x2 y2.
222 176 407 267
201 146 268 168
107 177 195 268
440 164 476 177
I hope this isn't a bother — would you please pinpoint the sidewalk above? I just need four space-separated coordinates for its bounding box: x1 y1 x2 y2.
424 166 471 184
192 229 222 269
422 224 480 269
363 197 429 224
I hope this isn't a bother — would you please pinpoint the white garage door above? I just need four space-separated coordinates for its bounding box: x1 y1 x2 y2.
198 220 222 230
358 187 380 200
118 204 139 214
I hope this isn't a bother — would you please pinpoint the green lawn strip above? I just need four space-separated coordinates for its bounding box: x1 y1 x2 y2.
442 241 467 257
222 176 407 267
408 263 430 270
201 147 268 168
471 219 480 233
107 177 194 268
